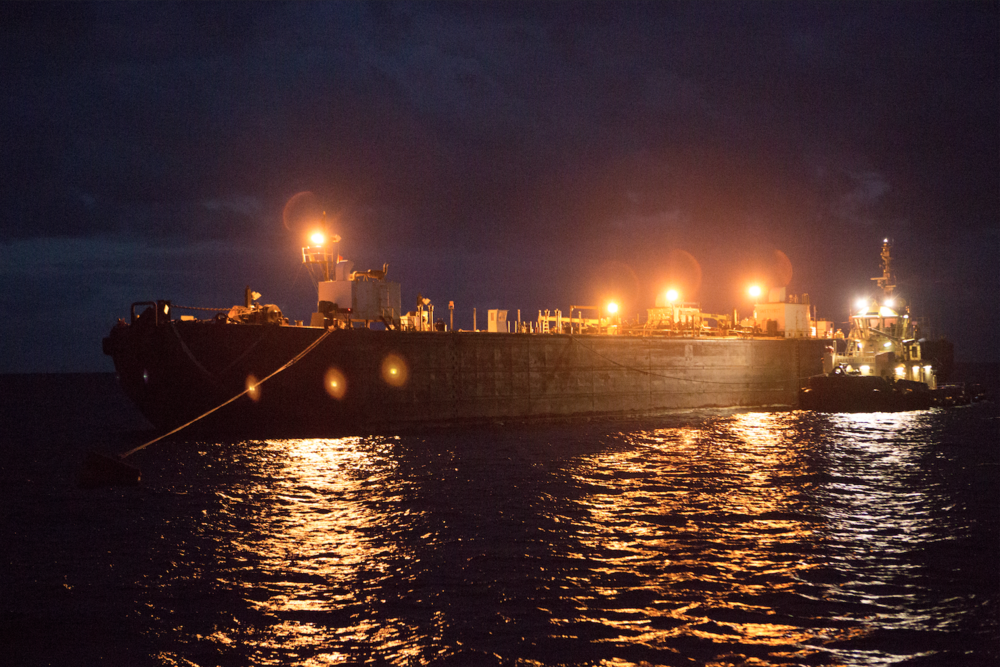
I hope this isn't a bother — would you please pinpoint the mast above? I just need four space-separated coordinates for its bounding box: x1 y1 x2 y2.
301 213 340 284
871 237 895 297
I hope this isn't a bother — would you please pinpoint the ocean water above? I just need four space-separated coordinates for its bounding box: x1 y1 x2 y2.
1 374 997 666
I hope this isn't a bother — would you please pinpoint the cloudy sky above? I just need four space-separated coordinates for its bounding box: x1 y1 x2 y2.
2 2 997 372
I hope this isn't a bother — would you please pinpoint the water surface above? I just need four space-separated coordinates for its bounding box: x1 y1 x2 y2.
1 375 997 665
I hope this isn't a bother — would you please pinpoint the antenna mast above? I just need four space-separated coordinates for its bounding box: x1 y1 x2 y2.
871 238 896 297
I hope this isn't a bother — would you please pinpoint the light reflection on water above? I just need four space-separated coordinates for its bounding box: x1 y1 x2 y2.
558 412 840 661
135 407 997 666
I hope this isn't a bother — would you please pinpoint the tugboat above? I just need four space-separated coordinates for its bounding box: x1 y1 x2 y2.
798 239 937 412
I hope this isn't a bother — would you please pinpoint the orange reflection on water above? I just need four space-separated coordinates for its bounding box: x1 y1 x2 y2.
216 437 427 664
561 411 867 658
251 437 392 579
166 408 947 664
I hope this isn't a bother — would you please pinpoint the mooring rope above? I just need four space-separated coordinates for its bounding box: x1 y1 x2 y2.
120 327 334 459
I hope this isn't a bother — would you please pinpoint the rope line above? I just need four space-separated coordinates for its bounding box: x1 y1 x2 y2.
120 327 334 459
169 322 221 386
170 321 275 383
569 336 814 387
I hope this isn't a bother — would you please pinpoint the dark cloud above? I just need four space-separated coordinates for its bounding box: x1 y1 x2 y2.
0 1 997 370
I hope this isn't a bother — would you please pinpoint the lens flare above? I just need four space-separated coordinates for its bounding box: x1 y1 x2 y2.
282 191 323 232
246 374 261 402
324 367 347 400
664 248 703 297
591 260 641 310
381 353 409 388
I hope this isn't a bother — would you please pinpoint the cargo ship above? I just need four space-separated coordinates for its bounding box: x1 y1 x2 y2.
798 239 938 412
103 232 830 436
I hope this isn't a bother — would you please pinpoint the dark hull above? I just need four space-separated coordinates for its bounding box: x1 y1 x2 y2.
797 373 934 413
104 320 828 436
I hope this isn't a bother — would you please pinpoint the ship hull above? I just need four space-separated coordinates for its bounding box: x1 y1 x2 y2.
797 373 935 413
104 320 827 436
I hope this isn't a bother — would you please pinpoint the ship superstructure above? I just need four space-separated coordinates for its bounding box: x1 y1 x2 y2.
823 239 936 389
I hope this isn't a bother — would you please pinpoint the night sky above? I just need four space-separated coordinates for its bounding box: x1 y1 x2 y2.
2 2 997 373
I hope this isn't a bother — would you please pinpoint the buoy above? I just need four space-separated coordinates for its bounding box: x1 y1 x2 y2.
79 451 141 488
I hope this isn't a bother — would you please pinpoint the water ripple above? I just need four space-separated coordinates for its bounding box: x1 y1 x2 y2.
113 405 1000 665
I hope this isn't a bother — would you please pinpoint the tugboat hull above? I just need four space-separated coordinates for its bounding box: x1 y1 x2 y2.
798 373 934 413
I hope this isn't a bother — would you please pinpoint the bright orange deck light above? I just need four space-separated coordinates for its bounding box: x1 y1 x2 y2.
748 285 762 299
310 231 326 245
666 289 679 303
606 302 619 314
